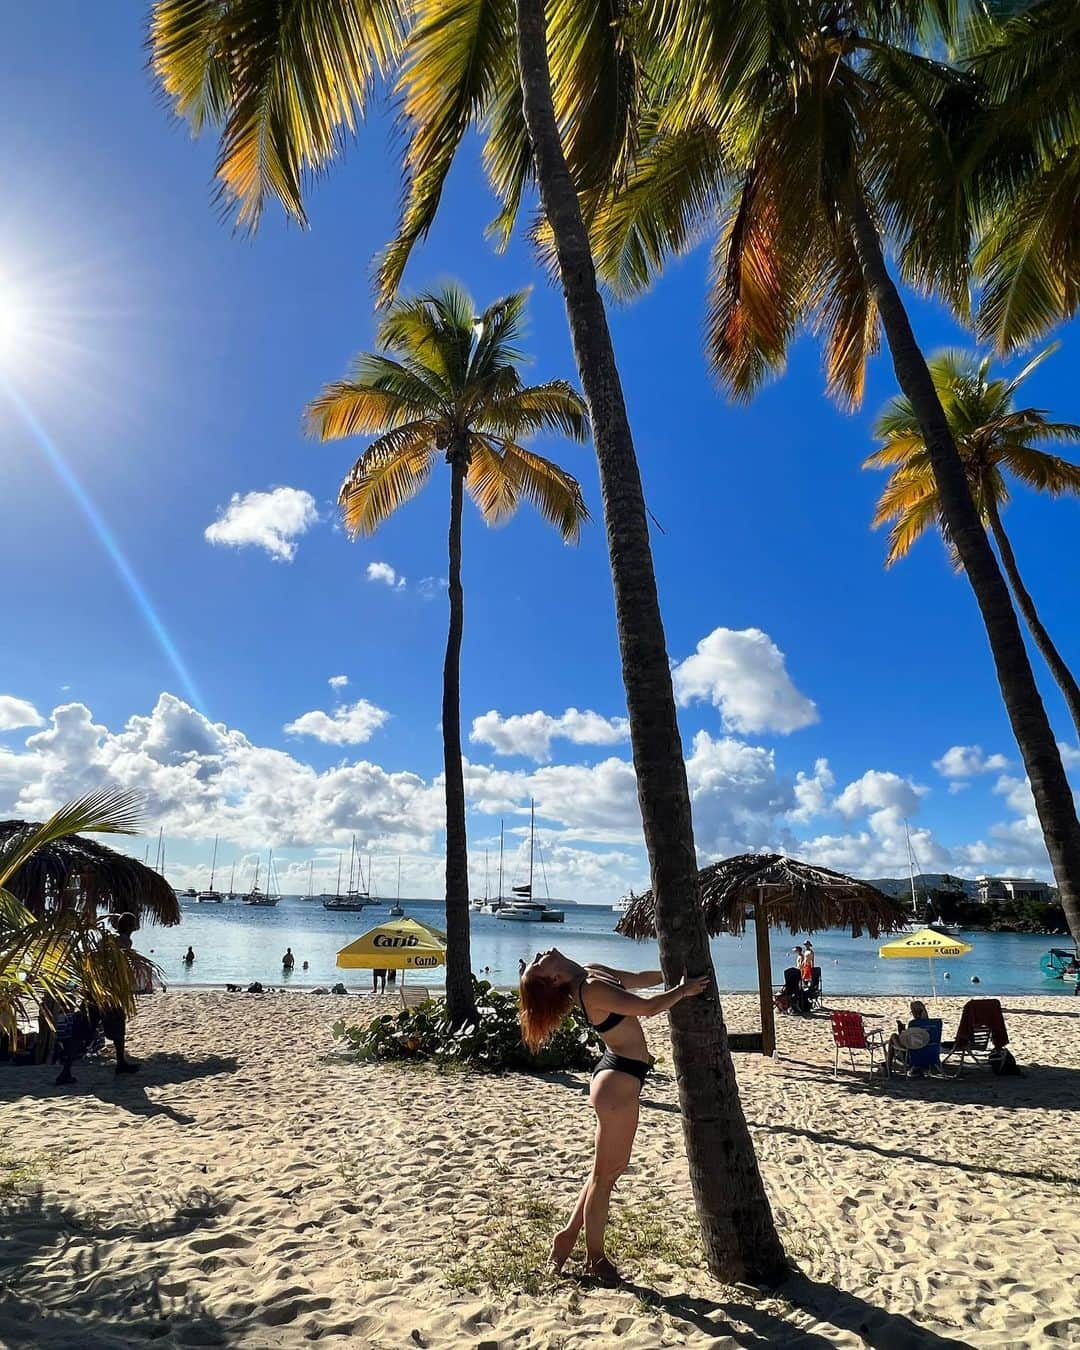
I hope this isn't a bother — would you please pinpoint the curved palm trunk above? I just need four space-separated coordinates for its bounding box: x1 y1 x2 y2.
443 444 476 1027
515 0 786 1284
983 493 1080 743
847 188 1080 950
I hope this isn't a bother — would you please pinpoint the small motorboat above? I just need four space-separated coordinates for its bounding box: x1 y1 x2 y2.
1040 948 1080 983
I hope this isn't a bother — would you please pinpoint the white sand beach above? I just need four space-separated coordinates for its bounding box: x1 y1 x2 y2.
1 991 1077 1348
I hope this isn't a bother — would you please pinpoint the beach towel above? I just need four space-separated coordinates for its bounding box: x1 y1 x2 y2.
954 998 1008 1050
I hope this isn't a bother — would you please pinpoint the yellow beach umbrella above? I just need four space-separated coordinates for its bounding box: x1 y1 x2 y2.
879 927 973 997
335 916 447 974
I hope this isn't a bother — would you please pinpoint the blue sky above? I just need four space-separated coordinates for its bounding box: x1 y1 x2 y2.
1 5 1078 900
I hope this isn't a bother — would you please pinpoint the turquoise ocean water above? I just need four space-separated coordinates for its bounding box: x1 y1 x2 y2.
143 896 1074 998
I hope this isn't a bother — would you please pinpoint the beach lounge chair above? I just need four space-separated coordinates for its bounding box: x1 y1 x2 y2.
399 985 433 1011
805 966 824 1013
830 1010 887 1079
943 998 1009 1072
892 1017 944 1075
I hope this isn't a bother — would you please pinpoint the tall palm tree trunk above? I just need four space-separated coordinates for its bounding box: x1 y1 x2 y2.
846 186 1080 949
442 443 476 1026
515 0 786 1284
982 492 1080 743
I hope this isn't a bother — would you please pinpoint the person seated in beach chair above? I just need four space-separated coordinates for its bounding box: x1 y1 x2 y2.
775 967 810 1016
887 1002 948 1077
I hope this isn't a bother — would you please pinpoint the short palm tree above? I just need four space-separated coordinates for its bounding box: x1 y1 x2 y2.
304 284 588 1028
0 790 164 1045
867 348 1080 739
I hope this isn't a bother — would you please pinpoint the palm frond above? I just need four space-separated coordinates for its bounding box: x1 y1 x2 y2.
150 0 406 231
376 0 510 304
488 440 590 541
475 380 590 441
339 431 438 535
0 790 143 890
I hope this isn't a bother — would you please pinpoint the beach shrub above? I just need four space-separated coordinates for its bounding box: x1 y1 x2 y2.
331 978 603 1072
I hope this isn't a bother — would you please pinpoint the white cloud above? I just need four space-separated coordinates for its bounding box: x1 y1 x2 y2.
834 769 927 842
470 708 629 762
205 487 318 562
418 576 448 599
790 758 835 823
366 561 406 590
0 696 44 732
1058 742 1080 769
672 627 818 735
328 675 349 690
933 745 1009 779
0 693 441 856
284 699 390 746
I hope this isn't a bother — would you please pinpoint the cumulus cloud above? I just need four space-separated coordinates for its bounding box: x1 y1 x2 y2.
328 675 349 690
0 695 44 732
284 699 390 746
205 487 318 562
366 561 406 589
418 576 448 599
933 745 1009 779
672 627 818 734
0 693 441 855
790 758 835 823
469 708 629 762
835 769 926 835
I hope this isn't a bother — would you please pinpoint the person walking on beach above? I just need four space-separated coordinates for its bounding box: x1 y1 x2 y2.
183 946 195 965
519 949 708 1284
282 948 295 972
372 968 386 993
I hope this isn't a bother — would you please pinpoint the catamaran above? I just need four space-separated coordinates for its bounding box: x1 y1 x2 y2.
197 835 222 902
496 801 564 923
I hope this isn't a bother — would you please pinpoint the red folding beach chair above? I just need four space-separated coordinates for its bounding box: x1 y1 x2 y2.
830 1010 887 1079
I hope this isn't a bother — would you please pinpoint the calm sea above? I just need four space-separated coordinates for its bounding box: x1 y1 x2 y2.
142 896 1074 998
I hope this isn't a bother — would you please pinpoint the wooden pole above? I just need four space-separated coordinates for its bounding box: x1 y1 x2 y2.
754 890 775 1056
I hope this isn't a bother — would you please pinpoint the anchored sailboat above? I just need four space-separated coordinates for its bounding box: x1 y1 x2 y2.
197 835 222 902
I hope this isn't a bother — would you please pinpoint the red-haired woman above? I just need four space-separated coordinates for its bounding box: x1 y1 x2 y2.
519 948 708 1284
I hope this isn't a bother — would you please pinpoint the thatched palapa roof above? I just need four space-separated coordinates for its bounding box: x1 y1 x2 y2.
617 852 906 941
0 820 180 928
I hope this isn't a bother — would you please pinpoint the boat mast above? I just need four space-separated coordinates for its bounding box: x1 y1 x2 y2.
347 835 356 893
156 826 164 873
267 848 274 897
397 856 402 901
498 821 504 901
229 860 236 894
307 858 313 898
209 835 219 891
483 850 489 902
335 854 342 898
905 820 918 914
528 798 535 898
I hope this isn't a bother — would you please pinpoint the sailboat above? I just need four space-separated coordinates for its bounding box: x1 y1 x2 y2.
243 850 281 906
474 824 511 914
496 801 564 923
302 858 317 901
389 857 404 917
227 861 238 900
197 835 223 902
323 837 370 911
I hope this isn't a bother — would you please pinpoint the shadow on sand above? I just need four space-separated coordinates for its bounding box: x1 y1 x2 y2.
0 1187 232 1347
611 1269 973 1349
0 1053 238 1125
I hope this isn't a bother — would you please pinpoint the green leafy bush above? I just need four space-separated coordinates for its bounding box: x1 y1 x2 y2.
331 978 603 1072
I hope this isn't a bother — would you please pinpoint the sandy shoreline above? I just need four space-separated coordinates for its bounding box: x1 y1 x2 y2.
1 991 1077 1348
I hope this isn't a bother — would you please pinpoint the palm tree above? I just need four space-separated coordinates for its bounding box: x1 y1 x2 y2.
0 790 166 1045
303 285 588 1028
150 0 786 1283
583 2 1080 952
867 347 1080 740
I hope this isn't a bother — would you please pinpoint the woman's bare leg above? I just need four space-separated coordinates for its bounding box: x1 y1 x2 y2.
551 1176 590 1270
582 1071 639 1278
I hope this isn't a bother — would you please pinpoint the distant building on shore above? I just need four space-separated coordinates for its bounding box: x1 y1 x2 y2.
975 876 1053 904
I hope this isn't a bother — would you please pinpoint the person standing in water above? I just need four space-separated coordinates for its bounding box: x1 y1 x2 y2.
183 946 195 966
282 948 295 972
518 948 708 1284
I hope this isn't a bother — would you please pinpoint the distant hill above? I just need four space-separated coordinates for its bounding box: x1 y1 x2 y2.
868 874 978 900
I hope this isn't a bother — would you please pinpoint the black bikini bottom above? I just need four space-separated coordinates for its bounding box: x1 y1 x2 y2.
592 1050 651 1085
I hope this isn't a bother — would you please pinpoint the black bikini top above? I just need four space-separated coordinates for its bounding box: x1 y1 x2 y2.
577 973 625 1034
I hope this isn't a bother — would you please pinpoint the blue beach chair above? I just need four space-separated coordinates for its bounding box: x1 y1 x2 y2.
894 1017 944 1075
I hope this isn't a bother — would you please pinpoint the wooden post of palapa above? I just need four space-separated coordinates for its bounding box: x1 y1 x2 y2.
754 888 775 1056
